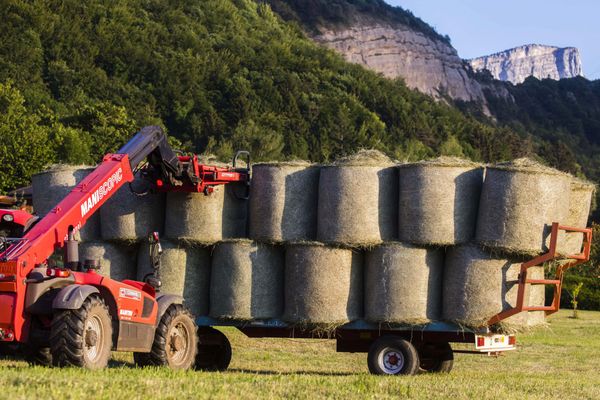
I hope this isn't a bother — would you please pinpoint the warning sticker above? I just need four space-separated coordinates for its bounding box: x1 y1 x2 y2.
119 309 134 317
119 288 141 300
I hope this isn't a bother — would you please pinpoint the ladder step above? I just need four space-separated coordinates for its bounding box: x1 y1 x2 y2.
526 279 561 285
523 306 556 312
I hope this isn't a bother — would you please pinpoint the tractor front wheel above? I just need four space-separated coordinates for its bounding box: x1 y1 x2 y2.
50 295 113 369
134 304 197 370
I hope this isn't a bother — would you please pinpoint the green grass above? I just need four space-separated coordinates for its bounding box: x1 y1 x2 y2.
1 310 599 399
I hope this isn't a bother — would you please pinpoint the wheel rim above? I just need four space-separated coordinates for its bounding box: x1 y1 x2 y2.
378 347 405 374
166 321 190 366
84 315 104 362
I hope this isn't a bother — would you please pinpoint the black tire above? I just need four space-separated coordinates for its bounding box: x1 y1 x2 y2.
419 342 454 373
367 336 420 376
50 295 113 369
134 304 198 370
0 342 20 358
195 327 232 371
24 346 52 366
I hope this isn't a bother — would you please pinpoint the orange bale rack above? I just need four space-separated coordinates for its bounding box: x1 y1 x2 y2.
488 222 593 325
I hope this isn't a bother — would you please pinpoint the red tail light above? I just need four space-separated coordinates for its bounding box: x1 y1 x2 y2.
508 336 516 346
477 337 485 347
46 268 71 278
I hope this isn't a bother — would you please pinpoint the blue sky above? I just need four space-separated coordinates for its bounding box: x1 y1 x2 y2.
386 0 600 79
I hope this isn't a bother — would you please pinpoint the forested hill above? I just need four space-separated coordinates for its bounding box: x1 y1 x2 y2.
265 0 450 43
483 76 600 186
0 0 571 192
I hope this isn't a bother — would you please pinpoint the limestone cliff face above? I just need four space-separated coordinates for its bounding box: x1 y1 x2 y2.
314 25 486 103
469 44 583 84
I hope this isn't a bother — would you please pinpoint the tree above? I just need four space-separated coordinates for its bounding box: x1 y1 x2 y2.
0 81 54 191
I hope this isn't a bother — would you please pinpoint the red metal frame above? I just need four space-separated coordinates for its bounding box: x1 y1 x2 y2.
155 155 248 194
488 222 593 325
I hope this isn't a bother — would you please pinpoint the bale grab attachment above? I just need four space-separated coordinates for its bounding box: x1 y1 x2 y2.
488 222 593 325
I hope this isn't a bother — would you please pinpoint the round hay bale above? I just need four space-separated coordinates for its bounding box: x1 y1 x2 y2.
476 159 572 255
137 240 211 316
32 165 100 241
317 150 398 246
398 158 483 245
442 244 529 330
100 175 165 242
365 242 444 324
249 162 320 243
209 239 284 320
164 183 248 244
562 179 595 254
284 242 363 326
79 241 137 281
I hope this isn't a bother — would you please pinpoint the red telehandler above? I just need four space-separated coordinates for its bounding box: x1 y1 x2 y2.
0 126 250 369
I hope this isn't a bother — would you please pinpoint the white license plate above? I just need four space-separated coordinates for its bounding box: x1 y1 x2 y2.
474 334 517 352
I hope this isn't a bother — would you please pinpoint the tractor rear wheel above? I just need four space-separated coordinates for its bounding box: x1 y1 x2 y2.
134 304 197 370
50 295 113 369
24 346 52 366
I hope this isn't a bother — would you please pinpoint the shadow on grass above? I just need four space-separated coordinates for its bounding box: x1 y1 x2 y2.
108 359 136 368
228 368 355 376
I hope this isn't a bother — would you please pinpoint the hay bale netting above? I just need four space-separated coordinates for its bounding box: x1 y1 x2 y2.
100 175 165 242
32 165 100 241
476 159 572 255
398 158 483 245
284 242 363 326
365 243 444 324
563 180 595 254
317 150 398 246
249 162 320 242
164 183 248 244
79 241 137 281
443 244 529 330
137 240 211 316
209 240 284 320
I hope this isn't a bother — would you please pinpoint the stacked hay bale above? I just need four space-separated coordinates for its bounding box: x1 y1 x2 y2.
137 240 211 316
365 243 444 324
249 162 320 242
164 184 248 244
563 179 595 254
32 165 100 241
284 243 363 326
317 150 398 246
476 159 572 255
442 245 530 330
210 240 284 320
398 158 483 245
100 174 165 243
79 242 137 281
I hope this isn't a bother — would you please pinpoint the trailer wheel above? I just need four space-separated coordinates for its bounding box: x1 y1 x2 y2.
419 342 454 373
367 336 419 376
195 327 232 371
134 304 198 370
50 295 112 369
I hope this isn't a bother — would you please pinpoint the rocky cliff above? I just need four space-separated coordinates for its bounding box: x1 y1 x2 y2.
314 24 487 103
469 44 583 84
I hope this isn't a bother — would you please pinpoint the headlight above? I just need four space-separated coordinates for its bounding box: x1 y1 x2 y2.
2 214 14 222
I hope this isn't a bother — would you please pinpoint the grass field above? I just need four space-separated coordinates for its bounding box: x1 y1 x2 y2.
0 310 599 399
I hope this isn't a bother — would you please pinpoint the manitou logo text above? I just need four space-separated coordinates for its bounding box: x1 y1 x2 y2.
80 168 123 218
